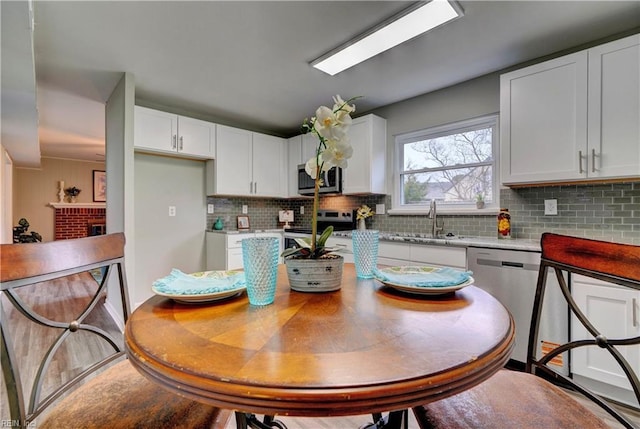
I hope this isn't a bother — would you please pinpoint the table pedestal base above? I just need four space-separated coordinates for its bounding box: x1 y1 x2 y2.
234 410 408 429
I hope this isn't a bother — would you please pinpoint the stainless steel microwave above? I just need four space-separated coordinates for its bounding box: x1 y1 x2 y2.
297 164 342 195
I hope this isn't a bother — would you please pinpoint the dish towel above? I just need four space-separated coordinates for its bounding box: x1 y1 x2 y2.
373 267 472 287
153 269 246 295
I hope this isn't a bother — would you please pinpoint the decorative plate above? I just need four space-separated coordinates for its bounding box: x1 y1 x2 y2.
152 270 246 304
373 266 474 295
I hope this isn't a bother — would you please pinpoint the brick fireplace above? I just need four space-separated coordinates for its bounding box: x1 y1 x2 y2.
53 205 106 240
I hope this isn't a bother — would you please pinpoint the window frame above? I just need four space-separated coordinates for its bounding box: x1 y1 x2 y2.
391 114 500 214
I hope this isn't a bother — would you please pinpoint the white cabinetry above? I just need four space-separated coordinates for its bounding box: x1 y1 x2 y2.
325 236 354 263
287 135 302 198
501 34 640 185
377 241 466 269
134 106 215 159
206 232 283 271
571 275 640 407
209 125 286 197
343 114 387 194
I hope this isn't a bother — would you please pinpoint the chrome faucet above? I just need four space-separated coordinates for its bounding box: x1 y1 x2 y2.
429 199 444 238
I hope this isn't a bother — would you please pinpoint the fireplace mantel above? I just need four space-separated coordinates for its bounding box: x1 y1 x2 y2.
49 202 106 209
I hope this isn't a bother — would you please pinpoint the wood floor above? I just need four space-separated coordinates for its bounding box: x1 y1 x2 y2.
3 273 639 428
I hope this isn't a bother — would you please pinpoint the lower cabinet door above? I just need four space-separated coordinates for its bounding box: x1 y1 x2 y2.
228 248 244 271
571 276 640 398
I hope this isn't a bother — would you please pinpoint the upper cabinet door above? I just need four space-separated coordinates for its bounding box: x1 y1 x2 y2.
287 136 302 198
343 114 387 195
215 125 253 196
134 106 178 154
500 52 588 185
301 133 318 165
253 133 286 198
178 116 215 158
134 106 215 159
588 34 640 179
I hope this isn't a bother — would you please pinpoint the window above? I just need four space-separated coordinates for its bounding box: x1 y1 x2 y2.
395 115 498 211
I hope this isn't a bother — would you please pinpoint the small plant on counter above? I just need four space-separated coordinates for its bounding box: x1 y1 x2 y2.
356 204 374 230
281 95 359 259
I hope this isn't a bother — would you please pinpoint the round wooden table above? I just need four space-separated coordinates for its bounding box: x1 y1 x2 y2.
125 263 514 420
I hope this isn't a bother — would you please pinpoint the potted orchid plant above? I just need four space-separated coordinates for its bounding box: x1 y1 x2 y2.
282 95 358 291
282 95 358 259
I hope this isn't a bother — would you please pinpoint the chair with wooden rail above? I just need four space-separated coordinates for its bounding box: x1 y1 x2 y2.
412 232 640 429
1 233 230 428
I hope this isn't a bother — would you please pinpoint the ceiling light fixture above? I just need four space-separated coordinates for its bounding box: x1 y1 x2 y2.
311 0 463 76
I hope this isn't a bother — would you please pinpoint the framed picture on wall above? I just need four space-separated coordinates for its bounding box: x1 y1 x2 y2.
237 215 250 230
93 170 106 202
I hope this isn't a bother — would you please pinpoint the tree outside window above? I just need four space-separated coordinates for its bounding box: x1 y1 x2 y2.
397 115 498 209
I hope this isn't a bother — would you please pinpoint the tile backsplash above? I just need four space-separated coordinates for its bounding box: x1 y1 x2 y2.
207 181 640 244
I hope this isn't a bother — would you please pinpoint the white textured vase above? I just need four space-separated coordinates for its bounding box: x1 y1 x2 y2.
284 256 344 292
358 218 366 230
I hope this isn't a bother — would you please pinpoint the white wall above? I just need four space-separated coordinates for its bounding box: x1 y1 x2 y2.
105 72 135 326
0 145 13 243
370 72 500 203
13 157 105 242
133 153 207 307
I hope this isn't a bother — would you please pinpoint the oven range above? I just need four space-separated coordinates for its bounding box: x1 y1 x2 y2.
283 209 355 249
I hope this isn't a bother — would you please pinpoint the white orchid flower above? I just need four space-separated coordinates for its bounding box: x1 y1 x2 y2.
333 95 356 115
305 155 331 179
321 138 353 169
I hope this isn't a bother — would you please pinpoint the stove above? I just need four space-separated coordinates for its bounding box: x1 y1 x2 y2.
284 209 355 247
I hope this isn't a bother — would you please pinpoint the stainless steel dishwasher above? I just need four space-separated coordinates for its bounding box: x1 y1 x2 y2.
468 247 568 375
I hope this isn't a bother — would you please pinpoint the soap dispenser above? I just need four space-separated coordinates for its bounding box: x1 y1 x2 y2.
213 217 224 230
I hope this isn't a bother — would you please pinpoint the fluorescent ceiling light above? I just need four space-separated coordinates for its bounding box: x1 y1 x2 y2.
311 1 463 76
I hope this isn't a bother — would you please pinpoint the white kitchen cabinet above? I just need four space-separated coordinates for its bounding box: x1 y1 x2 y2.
134 106 215 159
501 34 640 185
587 35 640 179
206 232 283 271
287 135 302 197
301 133 318 164
377 242 412 267
571 275 640 407
343 114 387 194
325 236 353 263
209 125 286 197
410 244 466 269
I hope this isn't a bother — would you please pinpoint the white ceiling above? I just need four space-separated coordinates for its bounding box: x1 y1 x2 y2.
5 1 640 167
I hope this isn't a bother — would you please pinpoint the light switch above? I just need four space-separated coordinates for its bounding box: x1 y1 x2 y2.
544 199 558 215
375 204 385 215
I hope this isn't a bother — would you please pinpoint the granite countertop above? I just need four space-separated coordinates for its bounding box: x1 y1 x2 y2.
332 230 541 252
207 228 541 252
207 229 284 235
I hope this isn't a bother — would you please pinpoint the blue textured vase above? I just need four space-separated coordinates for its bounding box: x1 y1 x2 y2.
352 230 379 279
241 237 279 305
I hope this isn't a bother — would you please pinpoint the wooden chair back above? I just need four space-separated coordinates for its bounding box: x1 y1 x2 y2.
528 233 640 427
1 233 129 426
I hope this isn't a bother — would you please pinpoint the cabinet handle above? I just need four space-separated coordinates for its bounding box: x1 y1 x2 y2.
591 148 596 173
578 151 584 174
249 181 253 193
172 135 177 150
254 182 257 194
179 136 184 151
633 298 638 327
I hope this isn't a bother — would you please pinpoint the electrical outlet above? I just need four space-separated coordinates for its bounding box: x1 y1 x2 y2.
207 204 214 214
168 206 176 217
242 205 248 214
300 206 305 215
544 199 558 215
